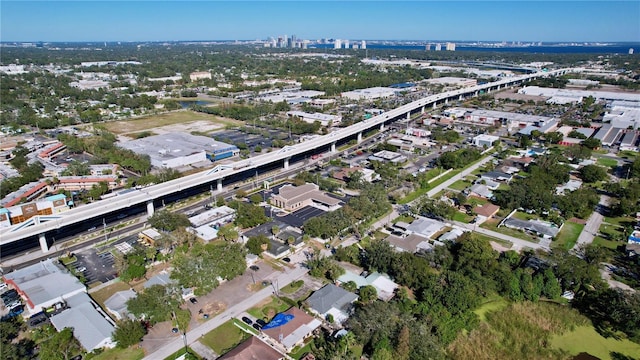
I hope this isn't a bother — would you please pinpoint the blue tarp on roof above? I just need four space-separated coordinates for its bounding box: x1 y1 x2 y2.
262 313 294 330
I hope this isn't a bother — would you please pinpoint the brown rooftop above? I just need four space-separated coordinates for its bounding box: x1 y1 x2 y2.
473 203 500 218
262 307 315 341
217 336 284 360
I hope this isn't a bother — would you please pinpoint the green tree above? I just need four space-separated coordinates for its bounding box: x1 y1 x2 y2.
579 164 608 183
246 234 269 255
217 224 239 242
358 285 378 304
148 210 190 232
38 327 82 360
127 285 181 325
581 137 601 150
171 242 246 295
112 319 147 348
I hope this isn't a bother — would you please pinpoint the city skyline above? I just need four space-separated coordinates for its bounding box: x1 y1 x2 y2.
1 1 639 43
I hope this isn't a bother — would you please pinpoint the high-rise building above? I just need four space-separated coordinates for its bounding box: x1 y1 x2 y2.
425 43 431 51
334 39 342 49
446 42 456 51
435 43 442 51
630 48 635 55
361 40 366 49
344 40 349 49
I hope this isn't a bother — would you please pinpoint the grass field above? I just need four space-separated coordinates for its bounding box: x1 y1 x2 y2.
88 346 144 360
201 320 251 355
453 211 474 223
104 111 238 134
553 221 585 250
550 325 640 360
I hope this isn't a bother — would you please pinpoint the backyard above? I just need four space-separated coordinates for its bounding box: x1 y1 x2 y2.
200 319 251 355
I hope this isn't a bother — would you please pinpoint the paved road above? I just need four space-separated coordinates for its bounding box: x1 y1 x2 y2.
453 221 547 251
572 194 610 250
143 266 308 360
426 152 494 198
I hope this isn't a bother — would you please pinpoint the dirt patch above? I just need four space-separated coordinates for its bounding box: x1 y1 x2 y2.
201 301 226 316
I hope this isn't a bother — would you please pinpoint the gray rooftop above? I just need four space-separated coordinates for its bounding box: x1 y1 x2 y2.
504 218 560 238
307 284 358 314
50 293 115 351
104 289 136 320
118 133 236 161
144 272 174 288
3 259 85 308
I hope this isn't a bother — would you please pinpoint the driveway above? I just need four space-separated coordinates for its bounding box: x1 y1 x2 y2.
572 195 610 250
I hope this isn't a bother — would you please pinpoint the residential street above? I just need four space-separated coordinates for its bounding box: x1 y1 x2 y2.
572 195 610 250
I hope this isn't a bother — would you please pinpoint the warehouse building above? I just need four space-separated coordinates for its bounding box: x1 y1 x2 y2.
341 87 398 101
119 133 238 169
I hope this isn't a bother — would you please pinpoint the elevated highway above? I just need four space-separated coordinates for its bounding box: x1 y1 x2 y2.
0 68 573 251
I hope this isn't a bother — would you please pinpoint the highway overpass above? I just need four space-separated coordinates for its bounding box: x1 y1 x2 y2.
0 68 573 252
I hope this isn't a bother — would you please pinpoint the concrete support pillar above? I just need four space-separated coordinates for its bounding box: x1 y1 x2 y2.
357 132 363 143
475 91 478 96
406 112 411 120
379 123 385 132
445 98 449 104
217 179 223 192
39 233 49 253
421 106 425 114
459 95 463 101
284 157 290 170
146 200 154 217
331 142 336 153
432 102 437 109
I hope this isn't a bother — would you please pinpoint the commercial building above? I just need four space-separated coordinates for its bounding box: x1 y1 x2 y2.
519 86 640 104
286 111 342 127
0 194 69 228
2 259 85 314
426 77 476 87
271 183 341 212
118 133 238 168
341 87 397 101
189 71 211 81
187 205 236 242
446 42 456 51
368 150 407 164
472 134 500 148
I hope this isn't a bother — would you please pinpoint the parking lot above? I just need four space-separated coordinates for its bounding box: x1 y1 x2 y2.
70 239 133 285
279 206 326 228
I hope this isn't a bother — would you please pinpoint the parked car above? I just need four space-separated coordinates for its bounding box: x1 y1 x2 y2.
252 323 262 330
189 297 198 304
241 316 253 325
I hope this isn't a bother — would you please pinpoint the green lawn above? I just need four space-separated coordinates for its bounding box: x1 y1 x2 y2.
88 346 144 360
599 223 626 242
163 348 202 360
201 320 251 355
592 236 621 250
603 216 635 227
247 296 291 321
280 280 304 294
474 233 513 249
289 340 314 359
597 157 619 168
552 221 585 250
511 211 538 221
550 325 640 360
448 180 471 191
453 211 474 223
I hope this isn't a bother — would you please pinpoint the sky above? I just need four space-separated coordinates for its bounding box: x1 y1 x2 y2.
1 1 639 43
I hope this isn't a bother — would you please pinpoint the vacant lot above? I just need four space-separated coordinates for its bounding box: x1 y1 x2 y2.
105 110 240 135
553 221 585 250
550 325 640 360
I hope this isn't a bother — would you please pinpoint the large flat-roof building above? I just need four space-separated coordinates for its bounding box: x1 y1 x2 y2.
118 133 238 169
426 77 476 87
286 111 342 127
271 183 341 212
2 259 85 314
341 87 397 101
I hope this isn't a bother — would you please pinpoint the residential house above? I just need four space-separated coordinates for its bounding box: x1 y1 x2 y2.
503 218 561 239
405 217 448 238
336 271 399 301
217 336 285 360
473 204 500 223
306 284 358 324
481 171 513 183
261 307 322 352
384 233 432 253
104 289 136 321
